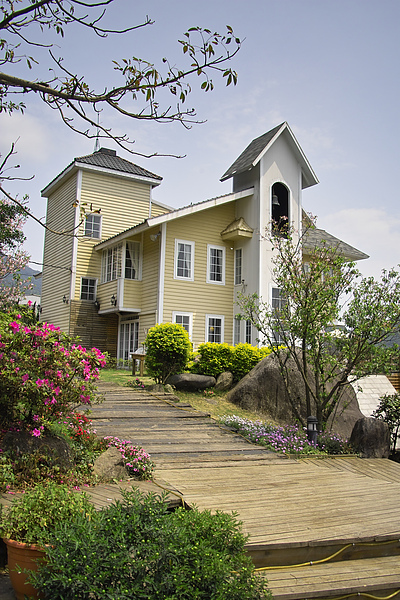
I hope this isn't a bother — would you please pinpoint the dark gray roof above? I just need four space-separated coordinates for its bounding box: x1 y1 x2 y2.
75 148 162 181
303 227 369 261
220 123 284 181
42 147 162 196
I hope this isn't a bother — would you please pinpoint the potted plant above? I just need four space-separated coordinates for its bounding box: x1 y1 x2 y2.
0 482 95 600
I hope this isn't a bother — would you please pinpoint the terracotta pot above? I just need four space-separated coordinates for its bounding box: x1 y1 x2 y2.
3 538 46 600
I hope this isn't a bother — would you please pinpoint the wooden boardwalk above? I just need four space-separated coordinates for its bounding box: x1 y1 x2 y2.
3 382 400 598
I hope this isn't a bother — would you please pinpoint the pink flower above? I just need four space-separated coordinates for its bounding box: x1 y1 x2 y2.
32 428 42 437
22 373 29 382
28 300 32 306
9 321 20 333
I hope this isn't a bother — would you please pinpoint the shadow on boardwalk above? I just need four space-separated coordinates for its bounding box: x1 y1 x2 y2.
2 381 400 599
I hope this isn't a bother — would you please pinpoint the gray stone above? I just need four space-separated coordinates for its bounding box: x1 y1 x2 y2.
93 446 128 480
147 383 166 394
2 430 73 469
350 417 390 458
167 373 216 391
164 384 174 394
226 352 363 438
215 371 234 391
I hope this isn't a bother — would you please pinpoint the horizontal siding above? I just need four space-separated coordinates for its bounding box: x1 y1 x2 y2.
162 204 236 348
41 173 77 330
97 280 118 309
123 279 142 309
138 311 157 349
140 231 160 316
70 300 118 356
80 171 152 239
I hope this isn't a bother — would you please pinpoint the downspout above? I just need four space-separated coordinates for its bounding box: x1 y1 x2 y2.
156 222 167 324
149 185 153 218
69 169 82 333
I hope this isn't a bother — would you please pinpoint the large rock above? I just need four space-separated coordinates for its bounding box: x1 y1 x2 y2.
215 371 234 391
226 352 363 438
93 446 128 480
167 373 216 391
2 430 73 469
350 417 390 458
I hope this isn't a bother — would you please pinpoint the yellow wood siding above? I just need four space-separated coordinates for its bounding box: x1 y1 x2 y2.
123 279 142 309
162 204 236 347
138 311 157 348
41 173 77 330
140 231 160 316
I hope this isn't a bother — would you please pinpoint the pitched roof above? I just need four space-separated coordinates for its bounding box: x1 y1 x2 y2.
75 148 162 181
220 123 284 181
220 122 319 189
42 147 162 197
303 227 369 261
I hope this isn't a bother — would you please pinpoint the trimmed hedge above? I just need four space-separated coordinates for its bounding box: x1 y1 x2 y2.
145 323 192 384
190 343 271 382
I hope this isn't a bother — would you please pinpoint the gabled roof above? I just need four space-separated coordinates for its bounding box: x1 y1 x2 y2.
220 122 319 189
95 187 254 250
42 147 162 197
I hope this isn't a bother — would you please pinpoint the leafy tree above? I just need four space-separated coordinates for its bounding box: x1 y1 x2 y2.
145 322 192 384
0 196 31 305
372 393 400 453
0 0 240 154
238 220 400 429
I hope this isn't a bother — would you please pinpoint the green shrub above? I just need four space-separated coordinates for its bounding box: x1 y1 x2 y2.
33 489 271 600
372 393 400 453
145 322 192 383
0 482 96 546
191 342 272 381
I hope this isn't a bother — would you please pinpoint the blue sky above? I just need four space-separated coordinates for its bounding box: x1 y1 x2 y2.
1 0 400 278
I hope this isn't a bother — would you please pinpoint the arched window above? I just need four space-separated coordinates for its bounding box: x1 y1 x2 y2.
271 182 289 236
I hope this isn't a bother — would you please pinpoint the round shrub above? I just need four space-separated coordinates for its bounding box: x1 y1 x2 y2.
190 342 234 378
33 489 271 600
145 322 192 383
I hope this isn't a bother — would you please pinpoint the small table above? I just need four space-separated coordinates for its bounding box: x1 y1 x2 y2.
131 353 145 377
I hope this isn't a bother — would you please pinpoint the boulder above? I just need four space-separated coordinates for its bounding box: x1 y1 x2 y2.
2 430 73 469
215 371 234 391
226 352 363 438
350 417 390 458
93 446 128 480
167 373 216 391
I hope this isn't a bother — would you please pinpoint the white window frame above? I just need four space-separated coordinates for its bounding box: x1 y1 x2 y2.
234 316 241 345
207 244 225 285
206 314 224 344
174 239 195 281
245 319 252 344
172 311 193 340
234 248 242 286
124 241 141 280
271 287 287 345
101 243 123 283
84 213 102 239
80 277 97 301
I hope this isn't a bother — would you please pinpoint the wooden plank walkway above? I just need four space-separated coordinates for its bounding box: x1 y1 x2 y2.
3 381 400 598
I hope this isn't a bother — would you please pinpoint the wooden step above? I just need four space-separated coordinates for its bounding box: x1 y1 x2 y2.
263 555 400 600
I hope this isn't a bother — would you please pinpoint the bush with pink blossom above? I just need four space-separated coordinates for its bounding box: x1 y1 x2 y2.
0 310 106 433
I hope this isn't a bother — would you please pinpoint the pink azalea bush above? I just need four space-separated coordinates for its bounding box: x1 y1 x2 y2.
0 311 106 432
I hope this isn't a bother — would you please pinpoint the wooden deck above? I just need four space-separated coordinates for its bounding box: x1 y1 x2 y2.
3 382 400 598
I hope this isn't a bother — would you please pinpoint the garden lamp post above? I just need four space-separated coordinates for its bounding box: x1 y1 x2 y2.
307 416 318 445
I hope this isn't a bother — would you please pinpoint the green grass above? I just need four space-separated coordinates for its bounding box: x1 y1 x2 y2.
99 368 275 424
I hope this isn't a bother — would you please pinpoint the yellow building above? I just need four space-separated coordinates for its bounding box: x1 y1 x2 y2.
40 123 368 360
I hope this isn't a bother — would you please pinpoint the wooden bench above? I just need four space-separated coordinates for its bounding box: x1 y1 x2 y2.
130 353 145 377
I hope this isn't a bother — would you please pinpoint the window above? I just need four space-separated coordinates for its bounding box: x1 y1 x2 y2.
84 214 101 238
125 241 140 280
234 316 241 345
234 248 242 285
175 240 194 280
173 311 193 339
80 278 97 301
272 287 287 344
207 244 225 285
119 319 139 363
101 243 122 282
271 182 289 237
245 319 252 344
206 315 224 343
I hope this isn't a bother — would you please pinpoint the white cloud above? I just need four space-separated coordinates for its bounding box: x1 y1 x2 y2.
321 208 400 279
